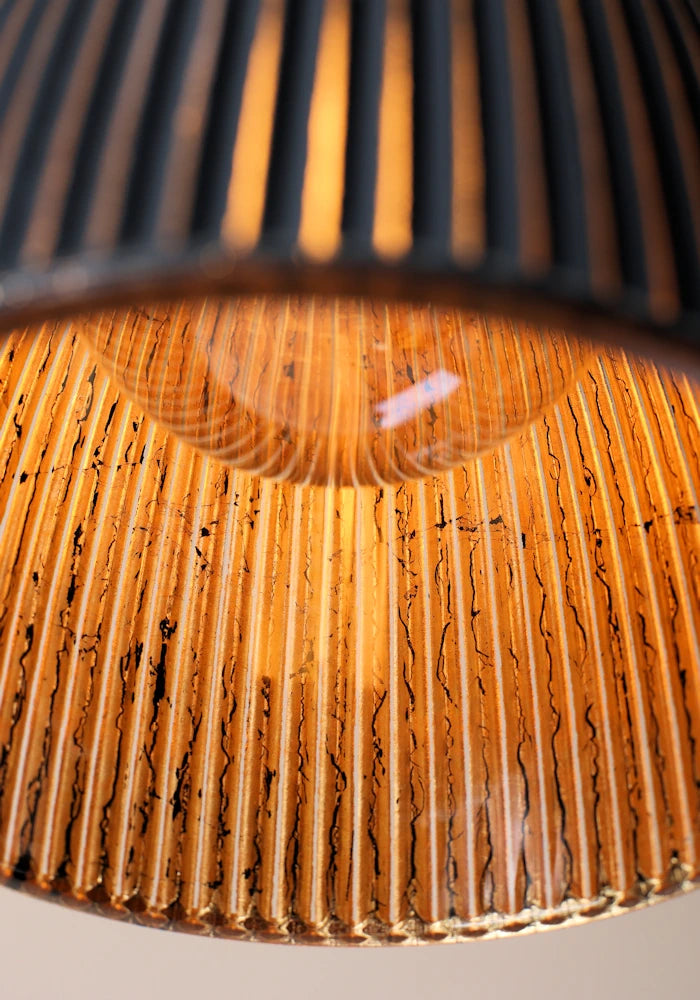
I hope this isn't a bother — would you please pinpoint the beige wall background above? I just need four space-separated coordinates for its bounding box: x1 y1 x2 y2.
0 886 698 1000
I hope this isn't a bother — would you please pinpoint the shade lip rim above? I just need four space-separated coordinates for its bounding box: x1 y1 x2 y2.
0 863 697 946
0 243 698 375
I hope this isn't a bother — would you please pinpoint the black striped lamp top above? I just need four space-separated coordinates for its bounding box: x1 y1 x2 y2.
0 0 697 362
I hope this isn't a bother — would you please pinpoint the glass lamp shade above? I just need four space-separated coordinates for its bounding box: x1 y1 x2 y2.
0 0 698 943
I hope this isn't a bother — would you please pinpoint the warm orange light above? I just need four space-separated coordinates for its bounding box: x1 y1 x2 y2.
80 297 587 486
0 0 697 949
0 314 697 940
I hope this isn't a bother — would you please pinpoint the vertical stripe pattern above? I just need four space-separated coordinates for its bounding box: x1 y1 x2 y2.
0 324 697 940
0 1 695 349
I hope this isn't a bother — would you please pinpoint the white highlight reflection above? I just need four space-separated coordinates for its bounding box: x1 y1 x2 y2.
375 369 462 429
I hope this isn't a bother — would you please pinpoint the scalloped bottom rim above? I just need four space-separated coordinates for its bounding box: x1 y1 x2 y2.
1 865 697 946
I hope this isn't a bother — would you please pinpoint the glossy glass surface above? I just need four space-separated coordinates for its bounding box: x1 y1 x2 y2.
81 298 586 486
0 315 697 942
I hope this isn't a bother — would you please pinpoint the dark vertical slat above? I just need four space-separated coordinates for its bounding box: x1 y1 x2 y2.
525 0 589 277
260 0 325 250
578 0 647 292
622 0 700 310
410 0 452 250
657 0 700 136
0 0 95 268
0 0 693 349
340 0 386 251
683 0 700 31
0 0 22 40
0 0 47 126
119 0 203 245
473 0 520 260
56 0 144 255
190 0 261 239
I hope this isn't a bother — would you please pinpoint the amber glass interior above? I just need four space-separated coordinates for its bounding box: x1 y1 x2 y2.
80 298 587 486
0 307 697 942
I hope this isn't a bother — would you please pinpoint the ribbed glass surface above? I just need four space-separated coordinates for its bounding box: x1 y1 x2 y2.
81 298 587 486
0 318 697 941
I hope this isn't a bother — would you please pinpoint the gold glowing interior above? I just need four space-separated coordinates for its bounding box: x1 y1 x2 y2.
0 306 697 942
81 297 587 486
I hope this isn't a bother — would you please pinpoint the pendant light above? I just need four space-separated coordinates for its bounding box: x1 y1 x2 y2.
0 0 698 943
